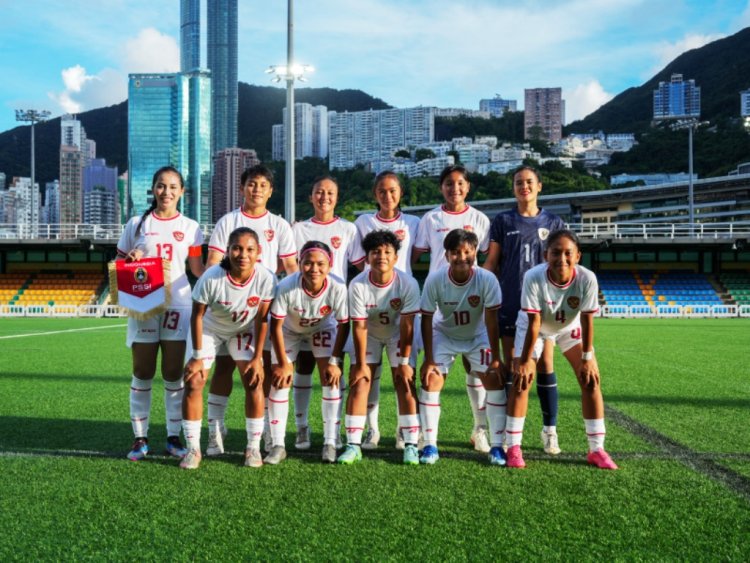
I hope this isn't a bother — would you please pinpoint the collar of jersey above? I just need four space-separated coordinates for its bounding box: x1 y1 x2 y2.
546 266 577 289
448 267 474 286
150 211 181 222
240 208 268 219
301 275 328 298
375 211 401 223
311 216 339 225
226 268 256 288
441 204 470 215
368 270 396 288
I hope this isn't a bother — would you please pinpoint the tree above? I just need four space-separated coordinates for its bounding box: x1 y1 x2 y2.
415 148 436 162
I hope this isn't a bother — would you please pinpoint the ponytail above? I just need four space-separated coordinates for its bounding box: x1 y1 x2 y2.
135 199 157 237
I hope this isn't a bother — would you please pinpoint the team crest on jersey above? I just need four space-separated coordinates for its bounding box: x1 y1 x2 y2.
173 231 184 242
247 296 260 307
134 267 148 283
394 229 406 241
538 228 550 241
567 296 580 309
320 305 332 315
390 298 402 311
264 229 275 242
330 236 342 249
468 295 481 308
463 225 474 232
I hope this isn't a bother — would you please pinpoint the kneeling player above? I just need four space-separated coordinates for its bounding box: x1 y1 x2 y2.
267 241 349 464
338 230 421 465
181 227 276 469
419 229 507 465
506 229 617 470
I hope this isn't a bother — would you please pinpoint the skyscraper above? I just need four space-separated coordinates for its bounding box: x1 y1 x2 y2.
59 144 84 225
83 158 119 224
180 0 200 72
211 148 259 221
272 103 329 161
524 88 564 143
653 74 700 119
479 95 517 117
207 0 238 154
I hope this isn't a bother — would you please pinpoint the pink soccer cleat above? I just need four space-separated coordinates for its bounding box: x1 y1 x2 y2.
506 445 526 468
587 449 618 470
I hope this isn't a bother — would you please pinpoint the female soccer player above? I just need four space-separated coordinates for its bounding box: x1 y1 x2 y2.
291 176 362 451
353 171 421 449
419 229 507 466
413 165 492 454
483 165 566 455
506 229 617 470
180 227 276 469
338 230 421 465
266 241 349 464
203 164 297 456
117 166 204 462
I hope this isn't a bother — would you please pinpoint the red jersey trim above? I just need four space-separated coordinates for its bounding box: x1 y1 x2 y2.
351 256 366 265
420 309 435 315
413 245 429 252
279 252 297 258
261 298 274 303
582 308 600 314
375 211 401 223
302 277 328 298
441 204 470 216
188 246 202 257
226 269 255 288
448 268 474 287
546 267 577 289
337 317 350 323
208 245 225 254
270 312 286 319
368 271 396 289
486 303 501 311
150 212 181 222
522 307 542 313
401 310 419 316
240 208 269 220
311 216 339 225
350 316 368 321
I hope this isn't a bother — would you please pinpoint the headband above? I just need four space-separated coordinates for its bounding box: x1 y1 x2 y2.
299 246 332 265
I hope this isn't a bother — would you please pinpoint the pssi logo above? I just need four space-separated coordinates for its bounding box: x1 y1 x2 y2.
173 231 185 242
390 298 402 310
247 296 260 307
463 225 474 232
264 229 275 242
394 229 406 241
330 236 342 249
468 295 480 308
320 305 332 315
567 296 580 309
134 268 148 283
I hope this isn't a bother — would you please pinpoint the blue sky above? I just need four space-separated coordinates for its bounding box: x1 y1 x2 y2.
1 0 749 134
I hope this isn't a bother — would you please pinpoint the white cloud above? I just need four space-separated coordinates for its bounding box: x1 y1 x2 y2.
564 80 615 123
122 27 179 74
654 33 725 69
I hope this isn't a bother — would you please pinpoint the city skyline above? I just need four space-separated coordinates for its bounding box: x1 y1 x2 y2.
1 1 749 134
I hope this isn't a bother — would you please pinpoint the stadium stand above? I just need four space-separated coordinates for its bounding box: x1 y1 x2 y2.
720 272 750 306
599 270 725 308
0 270 105 307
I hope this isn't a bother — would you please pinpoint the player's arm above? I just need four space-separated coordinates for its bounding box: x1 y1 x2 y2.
279 255 298 275
245 301 270 387
484 307 504 382
515 311 541 392
396 313 416 386
184 301 207 383
270 316 292 387
420 312 439 387
325 319 350 389
482 241 502 274
578 312 599 389
349 319 371 387
206 249 224 267
187 249 205 278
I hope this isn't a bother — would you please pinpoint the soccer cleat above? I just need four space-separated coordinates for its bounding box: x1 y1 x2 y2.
395 429 405 451
587 449 618 470
180 448 202 470
541 429 562 455
471 426 491 453
403 444 419 465
337 444 362 464
488 446 507 466
295 426 311 450
262 427 272 453
244 447 263 468
127 437 149 461
506 445 526 468
206 428 225 456
361 429 380 450
264 446 287 465
321 444 337 463
419 444 440 465
165 436 188 458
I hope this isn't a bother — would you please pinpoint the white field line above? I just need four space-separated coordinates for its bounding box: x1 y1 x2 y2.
0 324 126 340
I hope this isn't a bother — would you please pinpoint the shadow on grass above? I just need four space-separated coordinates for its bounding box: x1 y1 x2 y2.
0 372 128 384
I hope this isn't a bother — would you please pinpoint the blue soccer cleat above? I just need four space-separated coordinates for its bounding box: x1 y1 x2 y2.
488 446 507 466
165 436 188 458
403 444 419 465
127 437 149 461
419 444 439 465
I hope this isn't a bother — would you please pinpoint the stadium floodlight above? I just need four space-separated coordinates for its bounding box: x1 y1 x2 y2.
15 109 51 216
266 0 314 224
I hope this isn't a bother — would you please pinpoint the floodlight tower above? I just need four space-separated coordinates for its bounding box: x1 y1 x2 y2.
15 109 51 206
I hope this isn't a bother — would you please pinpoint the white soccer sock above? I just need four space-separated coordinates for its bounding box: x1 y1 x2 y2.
129 376 152 438
345 415 366 445
293 372 313 429
418 390 441 446
366 365 382 433
245 417 264 449
207 393 229 435
182 419 202 451
505 416 526 447
163 380 184 437
268 387 290 448
398 414 420 445
321 386 342 446
542 425 557 435
584 418 606 451
465 373 487 430
486 389 507 448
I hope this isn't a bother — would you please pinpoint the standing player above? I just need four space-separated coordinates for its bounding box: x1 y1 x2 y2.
352 171 421 449
180 227 276 469
203 164 297 456
291 176 362 451
419 229 507 466
338 230 421 465
266 241 349 464
117 166 204 462
413 165 492 454
506 229 617 470
483 165 566 455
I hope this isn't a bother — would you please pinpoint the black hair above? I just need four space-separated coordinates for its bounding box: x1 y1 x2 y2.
136 166 184 236
372 170 403 212
240 164 274 188
311 175 339 192
299 240 332 258
362 229 401 255
219 227 260 271
439 164 469 186
512 165 542 183
546 229 580 251
443 228 479 252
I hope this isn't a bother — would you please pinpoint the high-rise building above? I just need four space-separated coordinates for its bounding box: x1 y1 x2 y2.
479 95 517 117
653 73 700 119
4 177 41 236
180 0 200 72
83 158 119 224
524 88 564 143
211 148 259 221
207 0 238 154
117 172 128 225
127 71 212 222
740 89 750 117
59 145 84 224
0 172 5 190
43 180 60 225
272 103 329 161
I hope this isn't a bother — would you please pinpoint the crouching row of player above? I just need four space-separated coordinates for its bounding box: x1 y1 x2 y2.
178 223 617 470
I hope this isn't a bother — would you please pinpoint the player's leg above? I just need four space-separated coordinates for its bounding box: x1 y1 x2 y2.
206 354 234 455
128 339 158 461
316 329 342 463
293 349 316 450
362 364 382 449
159 339 188 458
537 338 561 455
237 357 265 468
419 332 452 465
471 346 507 466
264 335 299 465
386 339 419 464
338 361 376 464
462 354 488 452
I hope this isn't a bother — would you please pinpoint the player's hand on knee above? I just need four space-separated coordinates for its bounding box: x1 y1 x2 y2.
183 359 205 385
325 362 343 388
272 363 292 388
578 358 600 389
420 362 440 389
243 358 264 388
486 359 503 387
349 363 371 387
514 359 535 392
395 364 414 387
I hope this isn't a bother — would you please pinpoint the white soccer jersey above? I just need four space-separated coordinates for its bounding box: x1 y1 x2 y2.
192 264 276 340
421 266 501 341
293 217 361 281
353 212 421 276
270 272 348 335
349 270 421 341
117 212 203 307
414 205 491 275
521 264 600 335
208 208 296 274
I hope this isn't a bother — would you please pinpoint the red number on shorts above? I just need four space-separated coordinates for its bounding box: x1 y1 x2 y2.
570 327 581 339
236 332 253 351
379 312 390 325
555 310 567 324
232 310 249 324
312 330 332 348
156 243 173 261
453 310 470 325
479 348 491 366
299 318 321 327
162 310 180 330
